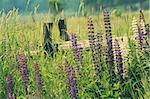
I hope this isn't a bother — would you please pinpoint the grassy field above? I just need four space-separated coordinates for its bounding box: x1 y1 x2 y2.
0 9 150 99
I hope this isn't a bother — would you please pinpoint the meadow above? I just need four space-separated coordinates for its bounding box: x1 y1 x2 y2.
0 8 150 99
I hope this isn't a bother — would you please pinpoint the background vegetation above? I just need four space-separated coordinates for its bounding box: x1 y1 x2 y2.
0 0 149 14
0 0 150 99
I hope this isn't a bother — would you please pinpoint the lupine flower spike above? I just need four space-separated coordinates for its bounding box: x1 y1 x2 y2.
139 10 149 50
16 53 29 94
139 10 145 23
114 39 124 85
103 9 115 84
145 24 150 36
87 17 95 49
132 16 147 50
138 24 144 50
71 33 83 75
87 17 101 76
95 31 103 71
34 63 44 95
140 10 150 36
6 74 13 99
65 60 78 99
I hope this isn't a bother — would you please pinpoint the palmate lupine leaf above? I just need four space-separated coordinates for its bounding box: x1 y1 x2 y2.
16 53 29 94
65 60 78 99
114 39 124 85
103 9 115 84
87 17 101 76
34 63 44 95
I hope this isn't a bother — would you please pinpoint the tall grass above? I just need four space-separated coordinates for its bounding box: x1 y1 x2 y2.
0 8 149 98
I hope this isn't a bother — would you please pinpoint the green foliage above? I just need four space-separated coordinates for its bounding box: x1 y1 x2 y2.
0 8 150 98
0 0 149 14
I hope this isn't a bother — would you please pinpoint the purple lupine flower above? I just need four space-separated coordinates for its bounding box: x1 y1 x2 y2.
144 24 150 52
114 39 124 85
103 9 115 84
16 53 28 93
11 95 15 99
34 63 44 94
139 10 149 35
87 17 101 76
11 96 16 99
6 74 13 99
71 33 83 77
132 17 147 50
137 24 144 50
71 33 83 65
65 60 78 99
92 31 103 77
145 24 150 52
139 10 149 50
145 24 150 36
95 31 103 65
87 17 95 49
139 10 145 23
77 44 83 65
93 38 101 76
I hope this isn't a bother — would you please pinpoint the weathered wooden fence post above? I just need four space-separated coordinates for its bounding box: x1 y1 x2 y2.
58 18 69 41
43 22 53 55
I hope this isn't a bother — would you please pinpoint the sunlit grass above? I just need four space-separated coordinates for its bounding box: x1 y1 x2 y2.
0 9 149 98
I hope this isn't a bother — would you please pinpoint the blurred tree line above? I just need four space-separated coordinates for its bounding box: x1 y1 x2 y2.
0 0 149 14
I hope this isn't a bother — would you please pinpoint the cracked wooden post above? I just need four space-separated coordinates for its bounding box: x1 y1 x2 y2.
58 18 69 41
43 22 53 56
